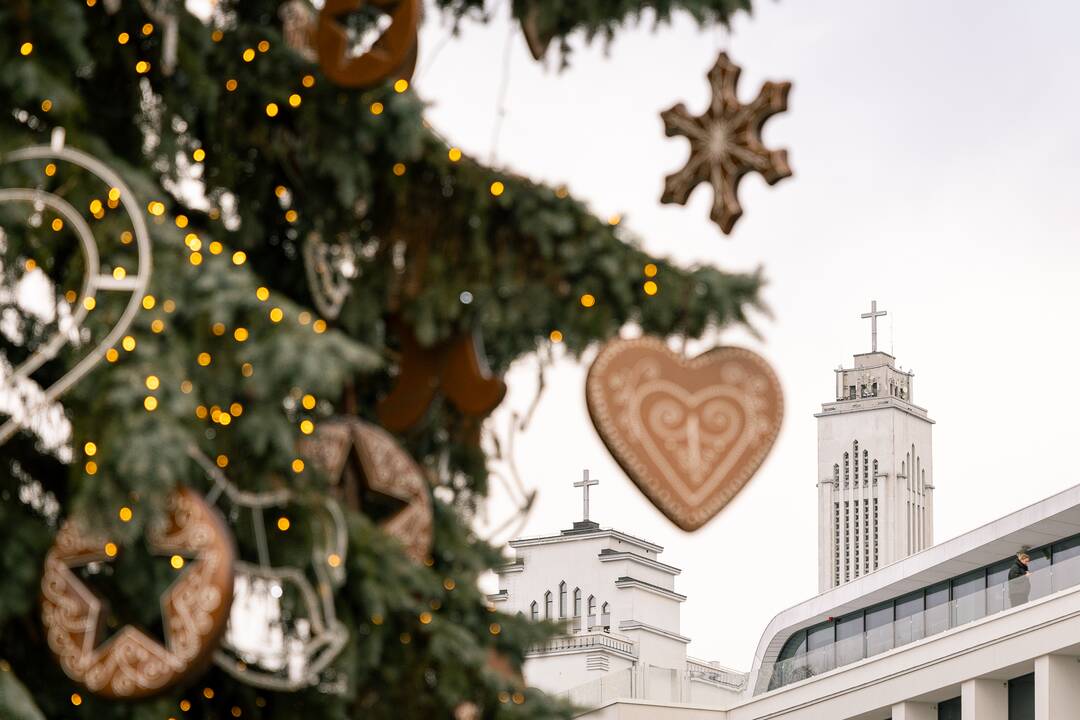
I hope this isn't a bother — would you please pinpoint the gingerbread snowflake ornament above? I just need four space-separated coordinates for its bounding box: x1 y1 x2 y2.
661 52 792 234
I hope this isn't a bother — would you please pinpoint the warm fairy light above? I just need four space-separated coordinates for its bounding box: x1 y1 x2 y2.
643 280 659 296
197 352 212 366
242 48 255 62
490 181 505 197
370 101 384 115
265 102 279 117
19 42 33 56
327 553 341 568
371 614 384 625
443 577 456 591
211 29 224 42
216 454 229 468
89 199 103 214
122 336 136 351
231 707 242 718
489 623 501 635
299 420 314 435
549 330 563 343
136 60 151 74
144 396 158 411
644 263 658 277
225 78 238 92
284 209 298 223
448 147 462 162
241 362 254 377
151 319 165 333
171 555 185 569
192 148 206 162
211 323 225 336
277 516 291 531
232 250 246 265
301 394 316 410
118 32 130 44
189 252 203 266
121 230 133 244
41 99 53 112
195 405 208 419
419 611 432 624
83 297 97 311
291 458 304 473
184 233 200 250
208 241 222 256
302 74 315 87
218 411 231 425
394 79 409 93
145 375 160 390
229 402 243 416
274 185 287 198
71 693 82 706
399 633 411 644
142 22 154 35
312 319 327 333
148 201 165 216
233 327 249 342
106 348 119 362
180 380 193 393
112 267 127 280
44 162 57 176
298 311 312 325
142 295 156 310
119 506 133 522
163 299 176 312
258 40 270 52
84 442 97 456
180 700 192 712
269 307 284 323
25 259 36 272
104 542 117 557
108 187 121 202
256 286 270 301
65 290 77 303
392 163 405 176
580 293 596 308
609 214 621 225
288 93 301 107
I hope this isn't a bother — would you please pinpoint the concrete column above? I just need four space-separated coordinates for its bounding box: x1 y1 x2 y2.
1035 654 1080 720
961 678 1007 720
891 701 935 720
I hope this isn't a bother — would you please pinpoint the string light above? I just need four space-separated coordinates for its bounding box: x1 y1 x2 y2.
394 79 409 93
549 330 563 343
443 578 456 591
83 297 97 311
151 319 165 333
117 32 130 44
180 380 193 393
399 633 411 644
84 442 97 456
232 707 242 718
644 263 658 277
211 30 224 42
135 60 151 74
193 148 206 162
392 163 405 176
233 327 249 342
142 295 156 310
112 267 127 280
197 352 212 366
122 336 136 351
241 363 254 377
643 280 659 296
180 700 192 712
284 209 298 223
490 181 505 197
104 542 117 557
609 214 621 225
189 252 203 266
232 250 246 265
229 402 243 416
288 93 301 108
141 22 153 35
85 461 98 475
145 375 160 390
302 74 315 88
580 293 596 308
144 396 158 411
148 201 165 216
299 420 314 435
105 348 119 362
257 40 270 52
313 319 327 333
291 458 304 473
448 147 462 162
41 99 52 112
242 48 255 62
419 611 432 624
370 102 384 115
225 78 238 92
171 555 185 569
44 162 57 177
216 454 229 468
327 553 341 568
265 103 279 117
195 405 208 419
301 394 316 410
371 614 384 625
19 43 33 56
276 516 290 531
119 506 133 522
269 307 284 323
489 623 501 635
71 693 82 706
121 230 133 244
298 311 312 325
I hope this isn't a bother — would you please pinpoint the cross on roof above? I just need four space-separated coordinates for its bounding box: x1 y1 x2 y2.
573 469 599 523
860 300 887 353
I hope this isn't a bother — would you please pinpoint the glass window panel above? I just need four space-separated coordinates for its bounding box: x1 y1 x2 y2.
1053 536 1080 564
925 582 950 635
807 624 834 650
953 570 987 626
1008 673 1035 720
778 630 807 661
1028 546 1051 572
952 570 986 599
865 603 893 656
938 697 962 720
835 613 864 666
865 603 892 630
986 560 1011 615
894 591 925 647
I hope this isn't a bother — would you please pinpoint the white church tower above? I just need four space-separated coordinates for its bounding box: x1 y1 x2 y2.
817 301 935 592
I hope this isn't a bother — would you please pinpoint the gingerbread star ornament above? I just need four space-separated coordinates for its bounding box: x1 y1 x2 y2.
661 52 792 234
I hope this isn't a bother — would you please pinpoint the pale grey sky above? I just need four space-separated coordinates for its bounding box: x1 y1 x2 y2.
417 1 1080 669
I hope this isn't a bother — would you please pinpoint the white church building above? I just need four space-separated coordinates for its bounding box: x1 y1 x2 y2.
505 303 1080 719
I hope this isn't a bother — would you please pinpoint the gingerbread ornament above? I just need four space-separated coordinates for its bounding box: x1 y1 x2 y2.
40 487 235 699
586 337 783 531
300 417 433 562
377 321 506 433
317 0 419 88
661 52 792 234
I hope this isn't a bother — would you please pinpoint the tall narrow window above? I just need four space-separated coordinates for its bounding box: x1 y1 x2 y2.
559 582 567 617
601 602 609 616
588 595 596 617
544 591 553 619
573 588 582 617
530 601 538 622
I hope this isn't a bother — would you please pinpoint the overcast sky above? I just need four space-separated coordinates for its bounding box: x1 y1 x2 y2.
416 0 1080 669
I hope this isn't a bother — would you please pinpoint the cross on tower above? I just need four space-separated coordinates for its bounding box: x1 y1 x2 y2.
573 469 599 523
860 300 888 353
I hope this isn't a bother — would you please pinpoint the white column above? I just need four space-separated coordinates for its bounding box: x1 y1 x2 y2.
1035 654 1080 720
891 701 935 720
961 678 1007 720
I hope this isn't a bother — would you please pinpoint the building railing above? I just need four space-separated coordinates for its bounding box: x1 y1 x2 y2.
686 658 749 690
531 631 637 657
758 553 1080 693
562 664 745 709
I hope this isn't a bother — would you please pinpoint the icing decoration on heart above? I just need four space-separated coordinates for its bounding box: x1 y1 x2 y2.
39 486 235 699
316 0 420 89
586 337 783 531
0 137 153 445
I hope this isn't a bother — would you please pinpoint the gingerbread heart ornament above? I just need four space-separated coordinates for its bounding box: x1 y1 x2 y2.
586 337 783 531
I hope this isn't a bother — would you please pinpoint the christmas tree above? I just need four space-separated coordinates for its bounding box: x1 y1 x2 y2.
1 1 761 717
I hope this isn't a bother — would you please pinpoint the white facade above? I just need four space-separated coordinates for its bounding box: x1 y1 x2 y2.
490 497 745 704
817 325 936 591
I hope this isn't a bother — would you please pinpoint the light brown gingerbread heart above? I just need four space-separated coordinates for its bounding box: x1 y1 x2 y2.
586 337 783 531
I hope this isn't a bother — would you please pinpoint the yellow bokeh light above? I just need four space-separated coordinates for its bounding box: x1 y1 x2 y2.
269 307 284 323
118 32 130 44
392 163 405 176
229 402 243 416
104 542 117 557
193 148 206 162
288 93 301 108
135 60 151 74
19 42 33 56
50 218 64 232
151 319 165 333
241 363 254 377
141 22 153 35
142 295 156 310
448 147 462 162
277 516 291 531
41 99 52 112
83 297 97 311
580 293 596 308
145 375 160 390
257 286 270 301
195 405 208 419
242 48 255 62
208 240 222 255
328 553 341 568
175 214 188 228
89 199 103 214
119 506 133 522
549 330 563 343
258 40 270 52
148 201 165 216
301 394 316 410
225 78 238 92
216 454 229 468
71 693 83 706
144 396 158 411
291 458 305 473
313 319 327 333
233 327 249 342
105 348 119 362
122 336 136 351
298 311 312 325
370 102 384 116
212 322 226 336
284 209 298 223
302 74 315 88
180 700 192 711
644 263 658 277
232 250 246 265
643 280 659 296
85 461 98 475
84 441 97 456
44 162 57 177
299 419 314 435
189 252 203 266
211 29 224 42
197 352 212 366
490 181 505 197
394 78 409 93
171 555 185 569
112 267 127 280
265 103 279 117
180 380 193 394
163 299 176 312
121 230 133 244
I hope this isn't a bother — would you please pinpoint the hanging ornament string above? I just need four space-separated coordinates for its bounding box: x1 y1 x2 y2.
488 12 516 166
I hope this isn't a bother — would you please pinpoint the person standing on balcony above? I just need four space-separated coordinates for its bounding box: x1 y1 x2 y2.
1008 551 1031 608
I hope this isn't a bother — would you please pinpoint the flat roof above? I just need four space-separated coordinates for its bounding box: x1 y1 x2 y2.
748 480 1080 693
509 527 664 555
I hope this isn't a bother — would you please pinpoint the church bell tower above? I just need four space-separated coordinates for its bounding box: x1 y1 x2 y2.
817 302 935 592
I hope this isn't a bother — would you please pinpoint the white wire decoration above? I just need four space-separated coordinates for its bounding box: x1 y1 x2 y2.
190 447 350 693
0 129 153 445
302 233 357 321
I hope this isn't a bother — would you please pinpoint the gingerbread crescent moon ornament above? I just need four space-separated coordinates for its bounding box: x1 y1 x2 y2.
40 487 235 699
317 0 419 88
661 52 792 234
377 321 506 433
586 337 784 531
